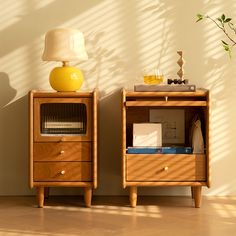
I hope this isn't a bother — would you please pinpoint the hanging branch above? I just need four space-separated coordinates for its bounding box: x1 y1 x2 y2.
196 13 236 57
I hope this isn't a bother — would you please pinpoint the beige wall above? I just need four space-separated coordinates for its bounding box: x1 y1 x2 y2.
0 0 236 196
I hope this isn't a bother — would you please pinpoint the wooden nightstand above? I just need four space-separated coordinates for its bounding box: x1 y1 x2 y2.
29 90 97 208
121 89 210 208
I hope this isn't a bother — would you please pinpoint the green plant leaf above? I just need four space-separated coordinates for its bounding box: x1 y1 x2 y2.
217 17 223 23
225 47 232 58
223 46 229 51
221 14 226 21
222 40 229 45
224 18 232 23
222 42 232 58
196 14 204 22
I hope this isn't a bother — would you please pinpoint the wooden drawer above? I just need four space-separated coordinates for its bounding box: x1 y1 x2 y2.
126 154 206 181
33 142 91 161
34 162 92 181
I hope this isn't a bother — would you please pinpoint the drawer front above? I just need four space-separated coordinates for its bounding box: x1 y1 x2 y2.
34 142 91 161
126 154 206 181
34 162 92 181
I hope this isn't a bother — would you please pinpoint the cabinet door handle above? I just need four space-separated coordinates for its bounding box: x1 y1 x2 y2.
60 150 65 155
163 166 169 171
60 170 66 175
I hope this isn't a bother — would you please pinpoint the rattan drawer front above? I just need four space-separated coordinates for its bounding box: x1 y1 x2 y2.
34 142 91 161
34 162 92 181
126 154 206 181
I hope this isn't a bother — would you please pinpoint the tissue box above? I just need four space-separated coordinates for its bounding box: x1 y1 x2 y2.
133 123 162 147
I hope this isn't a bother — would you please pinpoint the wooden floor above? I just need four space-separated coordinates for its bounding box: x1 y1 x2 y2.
0 196 235 236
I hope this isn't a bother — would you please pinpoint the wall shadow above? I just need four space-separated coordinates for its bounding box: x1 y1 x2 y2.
94 89 127 195
0 94 30 195
0 72 17 108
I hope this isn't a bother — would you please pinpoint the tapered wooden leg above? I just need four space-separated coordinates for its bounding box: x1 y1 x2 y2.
191 186 195 199
129 186 137 208
37 186 44 208
193 186 202 208
84 187 92 207
44 187 50 199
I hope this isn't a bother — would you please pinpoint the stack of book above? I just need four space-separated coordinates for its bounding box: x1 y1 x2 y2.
127 147 193 154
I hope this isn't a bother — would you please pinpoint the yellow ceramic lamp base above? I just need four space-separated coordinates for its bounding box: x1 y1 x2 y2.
49 66 84 92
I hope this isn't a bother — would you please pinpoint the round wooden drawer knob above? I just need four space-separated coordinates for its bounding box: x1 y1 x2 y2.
60 137 65 142
163 166 169 171
60 150 65 154
60 170 66 175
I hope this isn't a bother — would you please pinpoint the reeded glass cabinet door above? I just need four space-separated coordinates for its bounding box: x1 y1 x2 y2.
34 98 91 141
40 103 87 135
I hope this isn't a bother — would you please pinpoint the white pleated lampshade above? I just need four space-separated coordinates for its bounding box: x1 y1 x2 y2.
42 28 88 62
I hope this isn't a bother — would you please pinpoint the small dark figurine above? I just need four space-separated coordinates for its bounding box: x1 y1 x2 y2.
167 79 188 85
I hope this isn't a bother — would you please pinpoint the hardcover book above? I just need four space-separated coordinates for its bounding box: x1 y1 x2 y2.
133 123 162 147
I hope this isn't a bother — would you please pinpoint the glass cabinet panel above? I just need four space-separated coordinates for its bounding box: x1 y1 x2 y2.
40 103 87 135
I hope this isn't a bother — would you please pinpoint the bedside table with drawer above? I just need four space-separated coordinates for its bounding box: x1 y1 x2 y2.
29 90 97 208
121 89 210 208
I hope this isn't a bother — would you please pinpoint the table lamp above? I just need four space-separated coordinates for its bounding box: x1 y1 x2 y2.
42 28 88 92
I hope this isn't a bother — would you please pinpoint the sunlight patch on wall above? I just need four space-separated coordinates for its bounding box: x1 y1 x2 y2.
0 0 54 103
135 1 175 81
59 0 119 31
1 45 33 98
0 0 26 31
0 0 130 104
33 0 56 10
204 27 223 59
47 0 178 95
1 37 51 101
27 37 52 91
198 0 236 196
53 0 126 95
202 7 232 158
